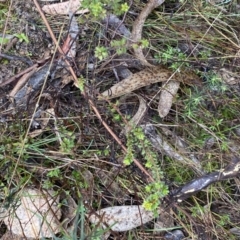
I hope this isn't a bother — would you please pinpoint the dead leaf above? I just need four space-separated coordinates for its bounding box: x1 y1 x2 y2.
88 205 156 232
81 170 94 205
4 188 61 239
61 194 78 232
42 0 89 15
158 80 180 118
0 231 24 240
218 68 240 85
153 210 174 234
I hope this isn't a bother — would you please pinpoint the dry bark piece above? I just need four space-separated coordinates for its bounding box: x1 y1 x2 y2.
131 0 165 66
9 66 37 99
158 80 180 118
3 188 61 238
11 64 53 108
0 63 38 88
99 67 170 99
119 94 147 135
170 156 240 203
42 0 89 15
99 66 201 100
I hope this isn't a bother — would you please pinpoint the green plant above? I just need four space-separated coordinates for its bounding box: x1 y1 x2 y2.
0 4 8 29
132 38 150 50
0 37 9 45
154 45 189 70
164 156 195 184
216 214 230 227
47 168 62 178
190 205 205 218
200 70 228 92
198 49 211 60
77 76 86 92
14 33 29 43
95 46 108 61
183 88 205 118
123 127 169 213
111 38 127 55
81 0 129 18
60 130 75 154
83 0 130 63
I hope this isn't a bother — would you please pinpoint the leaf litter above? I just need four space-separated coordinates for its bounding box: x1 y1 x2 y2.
1 1 238 239
88 205 158 232
41 0 89 15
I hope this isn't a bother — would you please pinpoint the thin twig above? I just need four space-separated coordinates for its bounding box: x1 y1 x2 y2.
0 53 33 66
0 64 38 87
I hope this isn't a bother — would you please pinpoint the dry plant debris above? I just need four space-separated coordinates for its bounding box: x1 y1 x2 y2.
119 93 147 135
131 0 165 67
158 80 180 118
88 205 157 232
42 0 89 15
2 188 61 238
1 0 240 239
99 66 201 100
99 66 201 120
